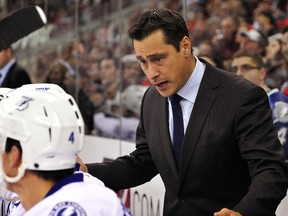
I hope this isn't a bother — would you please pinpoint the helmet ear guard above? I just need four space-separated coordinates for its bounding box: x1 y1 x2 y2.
0 84 84 172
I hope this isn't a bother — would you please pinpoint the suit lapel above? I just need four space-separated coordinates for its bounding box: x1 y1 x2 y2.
179 66 220 186
1 62 16 87
159 95 179 178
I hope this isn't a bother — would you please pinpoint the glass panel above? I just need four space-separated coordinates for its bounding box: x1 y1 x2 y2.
0 0 190 141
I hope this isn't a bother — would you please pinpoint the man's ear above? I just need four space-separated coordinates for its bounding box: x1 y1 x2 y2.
8 146 22 169
181 36 191 56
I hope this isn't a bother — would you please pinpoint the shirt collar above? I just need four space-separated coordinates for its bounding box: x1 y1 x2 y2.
178 56 205 103
0 59 16 76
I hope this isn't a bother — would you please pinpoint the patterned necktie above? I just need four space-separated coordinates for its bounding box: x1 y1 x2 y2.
170 94 184 167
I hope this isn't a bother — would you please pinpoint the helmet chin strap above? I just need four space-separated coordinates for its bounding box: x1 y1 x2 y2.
1 162 28 183
1 181 19 202
0 163 27 202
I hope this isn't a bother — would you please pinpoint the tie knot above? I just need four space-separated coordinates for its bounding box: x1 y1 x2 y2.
169 94 182 105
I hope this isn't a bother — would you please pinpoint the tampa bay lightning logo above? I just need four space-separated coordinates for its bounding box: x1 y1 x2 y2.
16 96 34 111
49 201 86 216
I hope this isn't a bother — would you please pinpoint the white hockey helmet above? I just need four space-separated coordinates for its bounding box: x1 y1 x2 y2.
0 88 13 101
9 83 66 95
121 85 148 116
0 84 84 175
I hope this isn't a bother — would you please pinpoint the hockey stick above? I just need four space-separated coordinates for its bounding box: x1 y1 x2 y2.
0 6 47 51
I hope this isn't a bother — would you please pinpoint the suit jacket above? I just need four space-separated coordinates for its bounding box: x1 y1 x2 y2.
88 61 288 215
1 62 31 88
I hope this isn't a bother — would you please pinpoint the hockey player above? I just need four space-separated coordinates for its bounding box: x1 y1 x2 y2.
0 84 131 215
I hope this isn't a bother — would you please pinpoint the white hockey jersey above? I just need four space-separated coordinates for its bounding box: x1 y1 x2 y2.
0 176 21 216
7 171 131 216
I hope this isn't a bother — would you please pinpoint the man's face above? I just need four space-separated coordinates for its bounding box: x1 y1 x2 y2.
133 30 191 97
231 56 264 86
237 35 261 52
100 59 117 85
266 39 281 60
123 62 141 84
220 17 236 39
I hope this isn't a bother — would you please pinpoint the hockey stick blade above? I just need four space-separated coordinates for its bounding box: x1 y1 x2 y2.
0 6 47 51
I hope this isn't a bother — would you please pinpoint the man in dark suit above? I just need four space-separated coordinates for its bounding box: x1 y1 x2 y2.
87 8 288 216
0 46 31 88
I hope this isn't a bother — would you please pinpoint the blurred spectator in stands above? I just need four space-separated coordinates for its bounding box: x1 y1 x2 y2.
198 54 224 69
253 0 287 32
88 42 111 61
93 92 121 139
94 84 147 142
120 84 148 142
120 54 143 92
99 56 119 100
0 46 31 88
63 66 76 97
205 15 221 39
190 18 209 47
45 62 75 96
236 29 268 56
265 33 288 89
85 58 106 112
254 9 278 37
59 40 85 78
196 40 224 69
231 49 271 93
231 49 288 162
87 58 102 85
189 6 210 46
30 56 49 84
282 28 288 62
45 62 67 87
205 0 230 19
237 15 253 32
77 67 99 135
30 48 59 84
196 40 214 57
211 15 239 70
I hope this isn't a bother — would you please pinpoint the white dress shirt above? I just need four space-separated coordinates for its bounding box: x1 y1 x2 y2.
168 56 205 141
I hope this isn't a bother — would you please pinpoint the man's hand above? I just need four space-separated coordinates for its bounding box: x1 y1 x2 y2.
76 155 88 172
214 208 242 216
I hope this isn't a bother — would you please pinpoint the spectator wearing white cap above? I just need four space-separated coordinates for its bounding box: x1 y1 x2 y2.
236 29 268 56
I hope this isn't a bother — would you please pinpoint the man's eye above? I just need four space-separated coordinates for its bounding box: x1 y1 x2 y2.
137 59 144 64
153 57 162 62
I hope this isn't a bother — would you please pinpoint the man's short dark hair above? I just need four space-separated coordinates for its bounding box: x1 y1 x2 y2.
232 50 264 68
128 8 190 52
